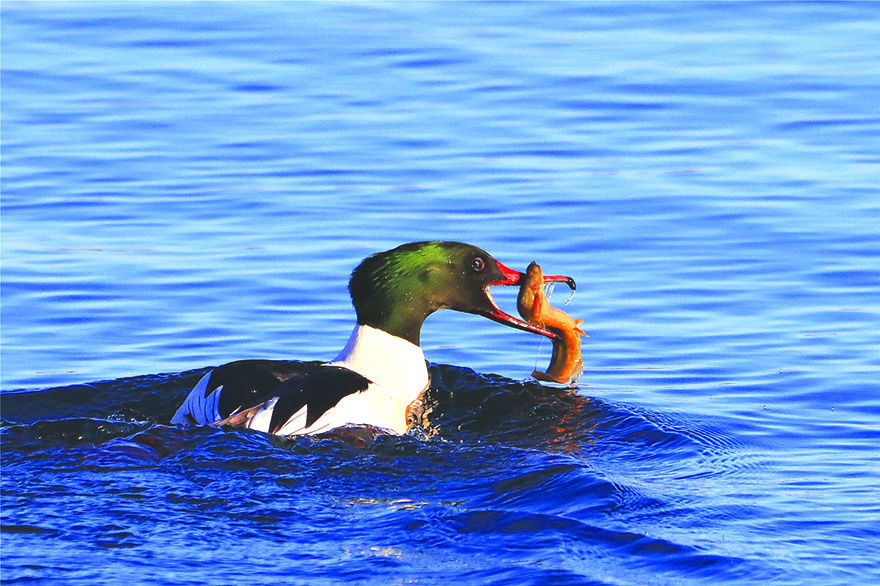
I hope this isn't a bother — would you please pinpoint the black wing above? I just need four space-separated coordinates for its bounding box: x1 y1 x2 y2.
173 359 371 434
267 366 371 433
210 359 326 419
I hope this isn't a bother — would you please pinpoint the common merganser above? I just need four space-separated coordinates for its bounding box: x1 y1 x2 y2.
171 241 575 436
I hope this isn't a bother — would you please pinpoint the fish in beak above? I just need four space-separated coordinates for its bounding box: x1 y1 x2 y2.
482 260 576 340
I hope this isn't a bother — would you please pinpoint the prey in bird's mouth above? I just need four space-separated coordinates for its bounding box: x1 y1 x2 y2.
482 260 576 340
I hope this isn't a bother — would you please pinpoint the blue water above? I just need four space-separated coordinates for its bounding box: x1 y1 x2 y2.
2 2 879 584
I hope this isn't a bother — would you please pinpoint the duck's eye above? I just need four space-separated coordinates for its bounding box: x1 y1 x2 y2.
471 257 485 272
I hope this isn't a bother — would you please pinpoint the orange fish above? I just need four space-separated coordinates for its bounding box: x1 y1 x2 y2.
517 261 586 384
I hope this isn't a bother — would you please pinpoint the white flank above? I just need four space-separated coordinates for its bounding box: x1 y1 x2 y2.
274 405 309 436
246 396 280 433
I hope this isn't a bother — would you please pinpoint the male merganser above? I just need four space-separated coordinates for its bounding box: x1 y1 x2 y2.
171 241 575 436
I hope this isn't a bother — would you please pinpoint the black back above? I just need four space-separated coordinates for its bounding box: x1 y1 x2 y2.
205 359 371 434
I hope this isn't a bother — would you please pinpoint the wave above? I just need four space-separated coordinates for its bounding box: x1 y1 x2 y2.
2 363 777 583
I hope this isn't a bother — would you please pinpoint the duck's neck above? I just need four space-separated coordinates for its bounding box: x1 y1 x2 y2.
330 324 430 401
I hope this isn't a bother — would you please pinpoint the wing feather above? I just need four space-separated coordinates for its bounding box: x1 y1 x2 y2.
172 360 371 436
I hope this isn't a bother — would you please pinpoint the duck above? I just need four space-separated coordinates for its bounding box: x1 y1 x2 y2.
171 241 575 436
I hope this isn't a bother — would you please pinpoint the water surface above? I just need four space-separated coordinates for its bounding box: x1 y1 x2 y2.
2 3 879 585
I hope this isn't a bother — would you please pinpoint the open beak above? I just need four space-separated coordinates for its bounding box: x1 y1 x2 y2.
482 261 577 340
